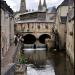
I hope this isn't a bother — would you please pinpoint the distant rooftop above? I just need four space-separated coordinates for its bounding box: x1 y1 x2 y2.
19 11 46 16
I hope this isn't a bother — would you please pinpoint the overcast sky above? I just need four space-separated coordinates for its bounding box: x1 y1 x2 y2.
4 0 64 12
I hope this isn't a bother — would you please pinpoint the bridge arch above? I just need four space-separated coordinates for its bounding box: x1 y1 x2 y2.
23 34 36 44
39 34 51 44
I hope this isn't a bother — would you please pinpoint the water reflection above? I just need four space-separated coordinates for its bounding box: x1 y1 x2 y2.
21 44 74 75
47 51 74 75
27 64 55 75
47 51 66 75
23 47 47 66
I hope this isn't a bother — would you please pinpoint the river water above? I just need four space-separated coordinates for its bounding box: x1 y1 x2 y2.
22 46 74 75
27 64 55 75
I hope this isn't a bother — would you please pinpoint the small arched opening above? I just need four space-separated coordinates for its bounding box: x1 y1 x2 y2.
23 34 36 44
39 34 51 44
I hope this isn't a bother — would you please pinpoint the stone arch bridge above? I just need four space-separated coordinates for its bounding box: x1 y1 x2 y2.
17 32 55 48
15 22 55 48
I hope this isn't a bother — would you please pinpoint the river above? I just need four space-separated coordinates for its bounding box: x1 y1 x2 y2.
22 45 74 75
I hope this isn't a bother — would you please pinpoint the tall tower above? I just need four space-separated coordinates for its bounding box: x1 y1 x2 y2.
38 0 42 11
20 0 26 13
43 0 47 11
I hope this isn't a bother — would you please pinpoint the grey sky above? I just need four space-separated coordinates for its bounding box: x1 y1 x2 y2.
4 0 64 12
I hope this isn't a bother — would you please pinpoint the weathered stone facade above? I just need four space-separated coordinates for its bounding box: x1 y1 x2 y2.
55 0 69 50
55 0 74 65
1 0 14 59
14 0 56 48
15 12 55 48
66 0 74 65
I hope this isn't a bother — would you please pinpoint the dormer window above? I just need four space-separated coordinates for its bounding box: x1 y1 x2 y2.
60 16 67 24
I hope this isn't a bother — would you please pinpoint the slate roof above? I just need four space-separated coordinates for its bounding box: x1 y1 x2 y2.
57 0 69 10
1 0 13 14
60 0 69 6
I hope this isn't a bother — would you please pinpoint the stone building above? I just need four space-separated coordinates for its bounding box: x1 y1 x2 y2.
55 0 74 65
14 0 56 49
55 0 69 50
1 0 14 59
66 0 74 65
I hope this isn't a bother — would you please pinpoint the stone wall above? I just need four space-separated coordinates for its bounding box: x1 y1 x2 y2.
14 64 27 75
16 22 54 33
1 63 16 75
66 2 74 65
55 6 68 50
1 1 14 59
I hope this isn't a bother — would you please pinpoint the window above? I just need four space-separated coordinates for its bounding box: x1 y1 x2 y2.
60 16 67 24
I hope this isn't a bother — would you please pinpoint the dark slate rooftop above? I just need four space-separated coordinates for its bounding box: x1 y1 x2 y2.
1 0 13 14
57 0 69 10
60 0 69 6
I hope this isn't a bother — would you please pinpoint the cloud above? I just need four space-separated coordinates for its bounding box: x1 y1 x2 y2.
4 0 64 12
